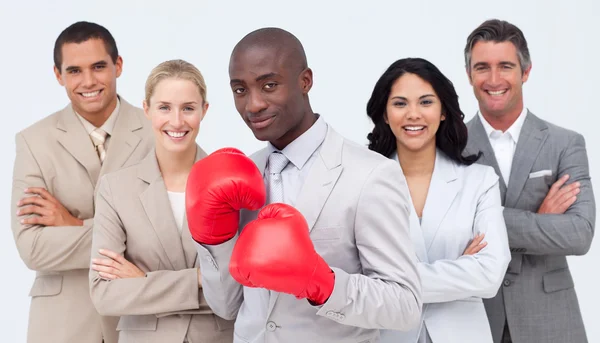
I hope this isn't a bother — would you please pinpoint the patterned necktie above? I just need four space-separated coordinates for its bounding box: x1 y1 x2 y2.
90 128 108 164
267 151 289 204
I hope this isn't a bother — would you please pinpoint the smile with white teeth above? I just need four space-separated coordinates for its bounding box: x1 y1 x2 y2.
165 131 188 138
404 126 425 131
81 90 100 98
486 89 507 96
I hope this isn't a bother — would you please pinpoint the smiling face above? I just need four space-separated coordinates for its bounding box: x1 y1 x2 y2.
54 38 122 122
228 44 314 149
385 73 445 154
143 77 208 155
468 41 531 121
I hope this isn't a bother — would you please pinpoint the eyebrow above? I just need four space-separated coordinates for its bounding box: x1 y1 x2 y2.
64 60 108 72
156 101 199 105
472 61 517 68
230 72 280 85
391 94 436 101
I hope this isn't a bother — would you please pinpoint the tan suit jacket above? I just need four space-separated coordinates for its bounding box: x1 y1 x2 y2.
11 97 154 343
89 146 235 343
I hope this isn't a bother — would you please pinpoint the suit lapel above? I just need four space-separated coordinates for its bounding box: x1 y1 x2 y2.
294 126 343 232
390 152 429 263
421 151 460 252
138 150 186 270
468 115 507 201
56 105 102 185
100 99 143 175
182 146 208 268
267 126 343 316
504 112 549 207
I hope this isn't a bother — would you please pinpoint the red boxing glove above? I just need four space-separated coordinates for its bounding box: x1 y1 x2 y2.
186 148 266 245
229 203 335 305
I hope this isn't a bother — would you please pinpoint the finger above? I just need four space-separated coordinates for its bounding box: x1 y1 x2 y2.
98 249 125 264
20 216 52 226
18 196 54 209
98 271 118 280
548 174 569 197
471 242 488 254
556 186 580 204
556 195 577 214
471 233 486 246
92 258 119 268
24 187 55 201
91 264 120 275
17 205 52 217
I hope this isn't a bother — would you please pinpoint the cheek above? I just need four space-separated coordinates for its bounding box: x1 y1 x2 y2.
151 116 168 131
385 107 405 132
187 115 202 130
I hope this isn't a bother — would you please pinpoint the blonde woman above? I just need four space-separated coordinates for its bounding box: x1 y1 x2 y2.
89 59 234 343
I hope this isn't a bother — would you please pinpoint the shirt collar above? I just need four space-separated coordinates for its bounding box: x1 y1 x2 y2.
75 97 121 135
478 106 527 143
268 114 327 170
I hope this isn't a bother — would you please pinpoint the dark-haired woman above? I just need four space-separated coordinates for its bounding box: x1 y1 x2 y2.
368 58 510 343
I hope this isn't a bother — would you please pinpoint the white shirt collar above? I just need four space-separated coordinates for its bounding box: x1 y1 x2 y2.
478 106 527 143
267 114 327 170
75 97 121 135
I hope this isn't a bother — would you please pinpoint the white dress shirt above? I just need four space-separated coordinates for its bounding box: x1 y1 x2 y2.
478 107 527 185
265 114 327 206
167 191 186 234
75 98 121 151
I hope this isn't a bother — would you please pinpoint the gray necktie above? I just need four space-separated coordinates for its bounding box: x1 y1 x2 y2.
267 151 289 204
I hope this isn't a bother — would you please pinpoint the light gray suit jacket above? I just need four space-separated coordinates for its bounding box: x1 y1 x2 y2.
11 97 154 343
465 111 596 343
89 147 234 343
195 124 422 343
381 150 510 343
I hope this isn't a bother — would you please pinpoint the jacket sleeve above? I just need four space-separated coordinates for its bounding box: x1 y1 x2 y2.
89 176 202 316
417 168 511 303
11 132 94 272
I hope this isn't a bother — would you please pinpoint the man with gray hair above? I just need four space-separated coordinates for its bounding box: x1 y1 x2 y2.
463 19 595 343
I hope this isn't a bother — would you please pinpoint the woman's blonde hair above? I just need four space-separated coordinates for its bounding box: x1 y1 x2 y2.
144 59 208 104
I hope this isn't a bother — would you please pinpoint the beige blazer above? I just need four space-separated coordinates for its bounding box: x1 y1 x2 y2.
10 97 154 343
89 146 235 343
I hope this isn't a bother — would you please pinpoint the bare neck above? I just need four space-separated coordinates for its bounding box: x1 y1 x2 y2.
155 144 197 192
397 143 436 178
480 103 524 132
77 96 118 128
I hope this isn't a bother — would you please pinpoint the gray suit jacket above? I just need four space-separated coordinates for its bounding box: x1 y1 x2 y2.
11 97 154 343
89 147 234 343
195 124 422 343
465 111 596 343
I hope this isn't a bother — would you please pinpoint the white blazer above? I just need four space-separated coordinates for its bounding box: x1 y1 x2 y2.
381 150 511 343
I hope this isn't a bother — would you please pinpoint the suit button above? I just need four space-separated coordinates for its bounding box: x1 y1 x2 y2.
338 314 345 321
326 311 335 317
266 321 277 332
503 279 511 287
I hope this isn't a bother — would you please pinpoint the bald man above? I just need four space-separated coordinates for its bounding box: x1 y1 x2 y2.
191 27 422 342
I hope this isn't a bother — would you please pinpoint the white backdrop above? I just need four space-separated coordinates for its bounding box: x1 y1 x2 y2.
1 0 598 341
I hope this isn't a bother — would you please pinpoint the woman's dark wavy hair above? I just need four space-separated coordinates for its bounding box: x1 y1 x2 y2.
366 57 481 165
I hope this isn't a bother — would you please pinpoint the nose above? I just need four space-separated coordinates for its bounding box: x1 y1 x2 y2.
170 109 184 127
489 67 501 86
406 104 422 120
245 91 268 114
81 69 97 88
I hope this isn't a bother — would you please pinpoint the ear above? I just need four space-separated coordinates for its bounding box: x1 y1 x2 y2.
441 112 446 121
200 102 209 121
115 56 124 78
466 66 473 86
143 100 151 120
383 111 389 124
54 66 65 86
300 68 313 94
521 62 532 83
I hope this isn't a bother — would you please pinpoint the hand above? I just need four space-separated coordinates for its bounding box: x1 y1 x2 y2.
17 187 84 226
463 233 487 255
229 203 335 305
537 174 580 214
91 249 145 280
186 148 266 245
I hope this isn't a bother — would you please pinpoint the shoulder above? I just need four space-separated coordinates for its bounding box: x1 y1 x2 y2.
17 106 66 141
98 162 143 192
456 162 500 194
